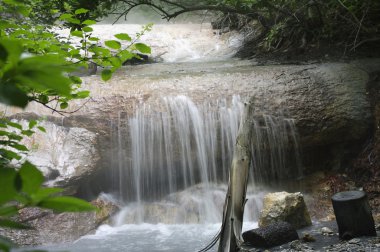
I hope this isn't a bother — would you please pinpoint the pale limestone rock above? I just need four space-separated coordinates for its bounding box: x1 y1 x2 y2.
259 191 312 229
18 120 99 194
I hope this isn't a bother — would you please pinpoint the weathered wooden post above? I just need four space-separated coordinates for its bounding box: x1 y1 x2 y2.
331 190 376 240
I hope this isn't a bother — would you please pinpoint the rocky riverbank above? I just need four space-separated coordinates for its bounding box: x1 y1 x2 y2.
242 221 380 252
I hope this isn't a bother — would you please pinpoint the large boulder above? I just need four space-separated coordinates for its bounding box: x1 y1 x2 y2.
15 119 100 194
259 192 312 229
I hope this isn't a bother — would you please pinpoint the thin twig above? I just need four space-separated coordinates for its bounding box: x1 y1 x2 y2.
29 97 93 116
352 6 368 51
351 37 380 51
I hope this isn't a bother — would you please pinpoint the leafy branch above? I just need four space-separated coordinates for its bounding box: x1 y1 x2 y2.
0 1 152 251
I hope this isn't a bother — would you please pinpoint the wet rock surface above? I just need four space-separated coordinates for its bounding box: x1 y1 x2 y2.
11 119 100 194
243 221 299 248
5 59 378 181
0 195 119 246
242 221 380 252
259 192 312 229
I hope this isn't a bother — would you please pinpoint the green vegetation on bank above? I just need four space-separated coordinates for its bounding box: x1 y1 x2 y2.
0 1 151 251
111 0 380 55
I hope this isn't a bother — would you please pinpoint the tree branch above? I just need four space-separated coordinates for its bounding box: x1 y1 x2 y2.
114 0 263 21
28 97 93 116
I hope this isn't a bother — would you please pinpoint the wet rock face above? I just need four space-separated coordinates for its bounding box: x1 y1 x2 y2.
244 61 373 174
4 59 380 187
259 192 312 229
0 195 119 246
73 59 375 177
17 120 100 194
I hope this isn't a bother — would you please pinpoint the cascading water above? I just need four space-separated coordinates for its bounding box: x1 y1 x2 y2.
108 95 302 225
111 95 244 224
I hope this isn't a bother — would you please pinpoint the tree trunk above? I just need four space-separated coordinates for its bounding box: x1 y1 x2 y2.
331 190 376 240
217 102 253 252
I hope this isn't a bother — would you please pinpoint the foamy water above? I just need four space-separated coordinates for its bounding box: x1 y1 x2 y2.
54 23 244 62
24 222 257 252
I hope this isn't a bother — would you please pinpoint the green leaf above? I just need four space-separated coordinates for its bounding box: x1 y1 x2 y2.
28 120 37 129
38 94 49 104
74 90 90 99
66 17 81 25
134 43 151 54
0 206 18 217
19 161 44 195
30 187 63 204
0 84 29 108
82 20 97 26
37 126 46 133
88 37 99 42
75 8 89 15
0 130 10 137
38 196 96 212
9 143 28 152
0 20 17 29
0 149 21 161
59 13 72 20
118 50 134 62
6 121 22 130
21 130 34 136
114 33 131 41
0 131 22 141
16 55 73 96
0 44 8 67
101 69 112 81
0 168 17 205
82 26 93 33
105 40 121 50
60 102 68 109
90 46 111 57
0 219 31 229
0 39 22 65
109 57 122 68
69 49 80 56
70 30 83 38
69 75 82 84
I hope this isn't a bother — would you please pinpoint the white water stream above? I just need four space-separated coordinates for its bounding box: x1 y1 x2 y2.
22 23 302 252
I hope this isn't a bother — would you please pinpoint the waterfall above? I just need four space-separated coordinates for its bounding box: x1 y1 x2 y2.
109 95 302 224
250 115 302 185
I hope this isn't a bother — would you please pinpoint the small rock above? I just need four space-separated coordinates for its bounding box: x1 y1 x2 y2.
348 238 361 244
321 227 334 235
375 223 380 231
302 233 316 242
289 240 314 251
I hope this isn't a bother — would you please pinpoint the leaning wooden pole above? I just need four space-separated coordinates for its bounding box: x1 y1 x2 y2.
198 101 253 252
217 102 253 252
